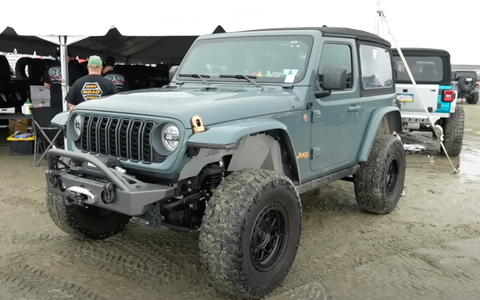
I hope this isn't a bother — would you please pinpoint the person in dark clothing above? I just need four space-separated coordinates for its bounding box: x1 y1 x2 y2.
102 56 130 92
43 50 82 112
66 55 118 110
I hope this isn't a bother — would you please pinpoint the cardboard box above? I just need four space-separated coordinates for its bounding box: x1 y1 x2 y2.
9 118 31 135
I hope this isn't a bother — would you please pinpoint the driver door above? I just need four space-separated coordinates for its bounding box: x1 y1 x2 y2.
310 41 363 174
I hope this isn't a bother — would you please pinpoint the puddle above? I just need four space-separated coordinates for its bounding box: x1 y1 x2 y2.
458 148 480 182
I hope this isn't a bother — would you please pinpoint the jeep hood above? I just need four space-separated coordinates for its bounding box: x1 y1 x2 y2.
73 89 293 128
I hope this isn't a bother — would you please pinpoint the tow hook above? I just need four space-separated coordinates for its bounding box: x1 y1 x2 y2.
101 182 117 204
47 170 60 188
65 186 97 207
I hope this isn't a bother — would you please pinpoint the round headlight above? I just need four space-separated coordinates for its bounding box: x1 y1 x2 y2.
73 115 82 137
162 124 180 152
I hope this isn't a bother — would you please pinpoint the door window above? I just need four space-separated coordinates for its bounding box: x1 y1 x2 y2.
359 45 393 89
318 43 353 89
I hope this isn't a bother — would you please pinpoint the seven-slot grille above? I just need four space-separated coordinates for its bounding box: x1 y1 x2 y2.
76 115 166 163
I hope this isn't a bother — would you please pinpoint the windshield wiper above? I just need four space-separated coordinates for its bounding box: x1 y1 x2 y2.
219 74 262 88
178 73 211 85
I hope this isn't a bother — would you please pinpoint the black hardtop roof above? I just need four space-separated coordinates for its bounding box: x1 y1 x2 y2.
391 48 451 57
242 27 391 47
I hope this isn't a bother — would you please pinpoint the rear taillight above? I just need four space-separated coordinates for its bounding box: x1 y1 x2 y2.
476 83 479 88
443 90 455 102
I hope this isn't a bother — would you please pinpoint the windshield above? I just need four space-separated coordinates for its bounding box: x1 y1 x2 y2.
177 35 314 84
392 55 444 84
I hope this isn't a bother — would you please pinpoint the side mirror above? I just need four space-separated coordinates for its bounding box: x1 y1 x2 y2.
169 65 179 82
322 66 347 90
314 66 347 98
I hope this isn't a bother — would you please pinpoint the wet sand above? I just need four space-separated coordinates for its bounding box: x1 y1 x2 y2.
1 103 480 300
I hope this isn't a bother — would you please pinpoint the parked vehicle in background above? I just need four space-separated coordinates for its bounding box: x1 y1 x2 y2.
44 27 406 300
451 70 479 105
392 48 464 156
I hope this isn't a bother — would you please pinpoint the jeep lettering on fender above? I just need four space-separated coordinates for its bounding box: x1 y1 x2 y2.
45 26 405 300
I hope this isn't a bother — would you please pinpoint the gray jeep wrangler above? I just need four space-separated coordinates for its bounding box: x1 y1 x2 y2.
45 27 405 300
451 70 479 105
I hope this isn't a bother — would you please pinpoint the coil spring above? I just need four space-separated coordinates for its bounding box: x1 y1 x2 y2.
205 173 223 189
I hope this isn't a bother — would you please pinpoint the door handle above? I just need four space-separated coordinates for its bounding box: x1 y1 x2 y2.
347 105 362 112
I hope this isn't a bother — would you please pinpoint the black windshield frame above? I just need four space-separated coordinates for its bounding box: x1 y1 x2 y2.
175 35 315 85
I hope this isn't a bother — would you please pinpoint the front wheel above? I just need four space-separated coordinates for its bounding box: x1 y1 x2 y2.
46 192 131 240
199 169 302 300
354 135 406 214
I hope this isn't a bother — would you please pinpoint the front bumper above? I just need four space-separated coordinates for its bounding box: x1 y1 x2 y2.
45 149 175 216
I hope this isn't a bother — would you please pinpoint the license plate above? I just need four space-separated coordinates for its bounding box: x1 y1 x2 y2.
466 78 473 82
397 93 414 103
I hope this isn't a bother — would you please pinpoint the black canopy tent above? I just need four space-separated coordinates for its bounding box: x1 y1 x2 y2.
0 25 226 115
0 25 227 64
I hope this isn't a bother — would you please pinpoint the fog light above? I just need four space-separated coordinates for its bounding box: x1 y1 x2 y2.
59 179 67 192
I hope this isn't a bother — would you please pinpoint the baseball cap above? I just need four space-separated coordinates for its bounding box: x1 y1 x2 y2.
88 55 103 69
104 56 116 67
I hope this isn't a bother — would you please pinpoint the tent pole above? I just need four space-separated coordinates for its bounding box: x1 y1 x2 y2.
59 36 70 112
58 36 70 149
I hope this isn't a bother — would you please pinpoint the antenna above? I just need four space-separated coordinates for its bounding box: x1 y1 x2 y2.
376 0 384 36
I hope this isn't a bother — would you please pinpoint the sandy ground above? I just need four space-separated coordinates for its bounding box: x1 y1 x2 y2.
1 102 480 300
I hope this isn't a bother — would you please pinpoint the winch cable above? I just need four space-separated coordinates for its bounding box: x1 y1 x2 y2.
377 7 459 173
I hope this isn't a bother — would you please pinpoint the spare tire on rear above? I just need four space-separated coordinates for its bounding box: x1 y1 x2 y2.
458 75 476 93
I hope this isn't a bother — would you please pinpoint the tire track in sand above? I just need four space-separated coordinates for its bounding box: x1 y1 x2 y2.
321 242 480 300
0 263 112 300
295 203 480 280
0 189 47 215
4 229 215 298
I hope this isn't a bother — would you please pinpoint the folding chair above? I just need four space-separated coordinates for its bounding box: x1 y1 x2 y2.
31 107 64 167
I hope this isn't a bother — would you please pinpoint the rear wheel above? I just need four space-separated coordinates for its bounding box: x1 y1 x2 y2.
199 169 302 300
441 105 465 157
466 92 479 105
46 192 131 240
354 135 406 214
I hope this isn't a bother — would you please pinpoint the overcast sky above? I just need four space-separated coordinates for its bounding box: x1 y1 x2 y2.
2 0 479 65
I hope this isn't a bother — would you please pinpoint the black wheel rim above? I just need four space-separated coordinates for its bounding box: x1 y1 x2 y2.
386 157 399 196
250 202 288 272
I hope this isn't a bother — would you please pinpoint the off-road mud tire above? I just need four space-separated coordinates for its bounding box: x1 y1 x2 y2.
46 192 131 240
354 135 406 214
467 92 479 105
199 169 302 300
441 105 465 157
